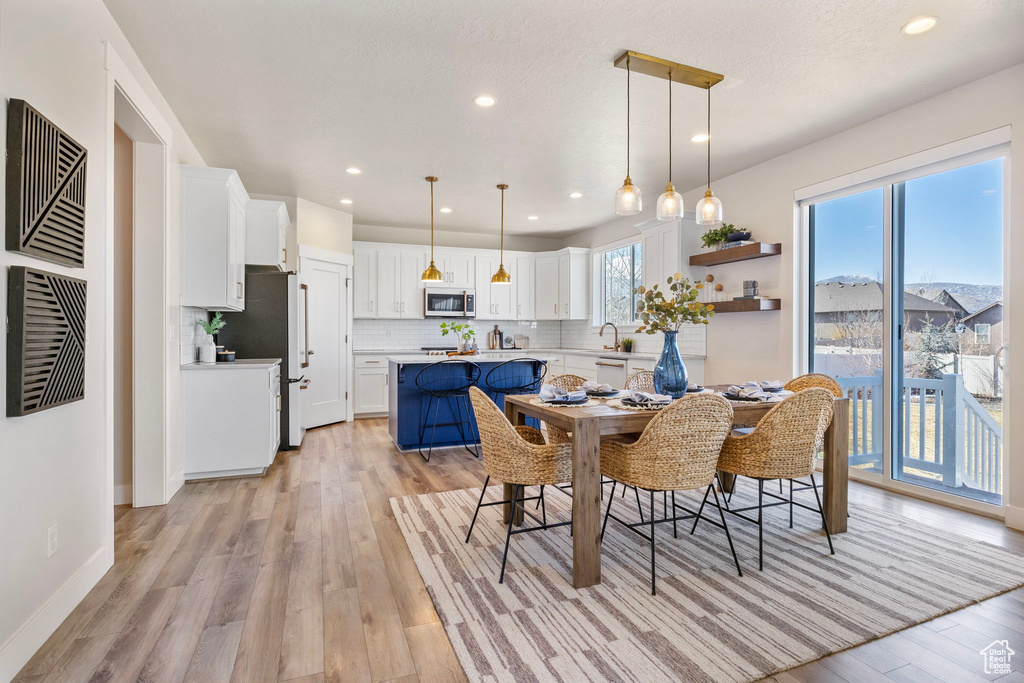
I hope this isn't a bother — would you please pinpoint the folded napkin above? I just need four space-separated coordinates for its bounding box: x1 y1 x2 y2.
725 384 773 401
759 380 784 391
628 390 672 404
539 384 587 401
582 380 615 393
687 382 701 391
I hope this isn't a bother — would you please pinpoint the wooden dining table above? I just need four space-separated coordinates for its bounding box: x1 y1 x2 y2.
502 388 850 589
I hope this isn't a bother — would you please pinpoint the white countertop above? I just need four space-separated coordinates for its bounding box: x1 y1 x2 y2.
181 358 281 370
387 355 558 364
357 347 704 361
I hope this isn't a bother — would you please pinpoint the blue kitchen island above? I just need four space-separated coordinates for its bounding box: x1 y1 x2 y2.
387 355 554 452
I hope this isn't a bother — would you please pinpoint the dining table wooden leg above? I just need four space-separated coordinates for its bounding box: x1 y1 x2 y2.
502 400 525 526
718 471 736 495
823 398 849 533
571 416 602 588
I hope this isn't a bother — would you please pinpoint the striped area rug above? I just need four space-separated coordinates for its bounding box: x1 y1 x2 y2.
391 485 1024 682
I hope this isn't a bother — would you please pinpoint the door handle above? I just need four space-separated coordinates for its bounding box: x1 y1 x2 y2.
554 304 558 315
301 283 310 368
300 378 311 390
276 394 282 411
308 349 315 355
364 360 380 364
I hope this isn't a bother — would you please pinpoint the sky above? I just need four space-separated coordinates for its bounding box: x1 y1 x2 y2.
812 158 1004 286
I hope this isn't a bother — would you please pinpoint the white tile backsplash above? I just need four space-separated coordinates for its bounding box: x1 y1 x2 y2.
353 318 562 351
180 306 209 365
558 319 706 357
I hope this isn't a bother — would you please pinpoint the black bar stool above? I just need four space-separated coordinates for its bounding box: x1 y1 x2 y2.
414 360 481 462
484 357 547 407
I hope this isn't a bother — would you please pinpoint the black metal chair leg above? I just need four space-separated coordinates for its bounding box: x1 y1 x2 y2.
536 484 543 509
789 478 794 528
779 479 784 493
690 483 712 535
671 491 678 538
601 481 617 541
758 479 765 571
634 486 645 523
649 489 657 596
499 484 520 584
540 486 547 527
417 396 433 462
712 485 743 577
452 394 477 458
465 475 490 543
811 472 835 555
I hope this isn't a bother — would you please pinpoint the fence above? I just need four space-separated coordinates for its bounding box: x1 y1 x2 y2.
834 372 1002 497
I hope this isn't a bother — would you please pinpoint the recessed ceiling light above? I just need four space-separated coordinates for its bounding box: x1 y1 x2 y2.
345 167 361 174
901 16 938 35
440 207 452 213
568 192 583 199
474 95 496 107
690 133 710 143
527 215 538 220
340 199 353 204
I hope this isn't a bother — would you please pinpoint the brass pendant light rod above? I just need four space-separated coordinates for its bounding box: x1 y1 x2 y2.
626 56 631 178
491 184 511 284
421 176 443 282
706 85 711 189
667 74 672 185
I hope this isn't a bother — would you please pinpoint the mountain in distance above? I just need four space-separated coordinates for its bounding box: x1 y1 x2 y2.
816 275 878 284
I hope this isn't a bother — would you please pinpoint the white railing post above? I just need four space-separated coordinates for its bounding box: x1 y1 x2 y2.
941 373 963 488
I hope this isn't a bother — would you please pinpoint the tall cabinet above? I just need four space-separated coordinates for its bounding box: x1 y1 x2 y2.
181 166 250 310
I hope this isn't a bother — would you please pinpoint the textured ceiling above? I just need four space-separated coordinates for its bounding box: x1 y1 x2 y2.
104 0 1024 237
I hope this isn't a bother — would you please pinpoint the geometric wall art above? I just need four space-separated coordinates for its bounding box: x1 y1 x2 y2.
6 99 88 267
6 266 87 416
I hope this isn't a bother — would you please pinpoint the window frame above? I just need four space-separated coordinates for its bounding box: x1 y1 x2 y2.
591 236 643 327
974 323 992 346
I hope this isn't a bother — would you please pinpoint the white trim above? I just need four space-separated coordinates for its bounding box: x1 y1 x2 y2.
849 468 1004 519
114 484 133 506
795 126 1011 205
298 244 354 266
0 548 108 682
1006 505 1024 532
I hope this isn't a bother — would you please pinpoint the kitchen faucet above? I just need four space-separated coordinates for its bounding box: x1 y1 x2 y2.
599 322 620 352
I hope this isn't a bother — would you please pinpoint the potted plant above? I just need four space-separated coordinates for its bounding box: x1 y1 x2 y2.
620 337 634 353
634 274 714 398
439 321 476 354
701 223 751 249
197 311 226 364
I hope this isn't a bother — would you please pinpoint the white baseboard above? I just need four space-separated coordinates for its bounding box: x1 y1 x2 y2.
1006 505 1024 531
114 484 133 506
0 546 110 682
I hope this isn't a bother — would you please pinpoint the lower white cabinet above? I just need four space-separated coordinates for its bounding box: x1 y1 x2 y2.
354 355 389 416
182 361 281 479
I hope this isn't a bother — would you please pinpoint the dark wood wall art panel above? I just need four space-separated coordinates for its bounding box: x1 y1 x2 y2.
5 99 88 267
7 266 87 416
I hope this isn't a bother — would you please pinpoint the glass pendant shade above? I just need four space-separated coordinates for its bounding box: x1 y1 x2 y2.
695 189 723 226
656 183 683 220
614 176 642 216
491 263 511 284
421 260 443 282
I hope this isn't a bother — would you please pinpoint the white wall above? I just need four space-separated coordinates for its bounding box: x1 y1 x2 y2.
0 1 205 677
297 198 353 255
112 125 133 505
354 222 565 253
570 63 1024 529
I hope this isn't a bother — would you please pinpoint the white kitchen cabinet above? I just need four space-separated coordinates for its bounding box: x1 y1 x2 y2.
475 255 515 320
535 255 560 320
181 165 250 310
637 216 702 290
353 246 378 318
436 250 474 287
354 355 389 416
375 249 424 318
182 361 281 479
515 256 536 320
245 199 290 271
559 248 589 320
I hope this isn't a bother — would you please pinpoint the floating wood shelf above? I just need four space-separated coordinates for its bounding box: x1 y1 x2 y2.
711 298 782 313
689 242 782 267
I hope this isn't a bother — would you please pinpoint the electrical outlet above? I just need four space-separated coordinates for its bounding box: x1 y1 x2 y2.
47 523 58 558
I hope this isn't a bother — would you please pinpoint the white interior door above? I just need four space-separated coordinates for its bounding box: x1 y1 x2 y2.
301 254 349 427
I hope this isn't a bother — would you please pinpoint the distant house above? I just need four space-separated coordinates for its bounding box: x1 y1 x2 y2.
814 281 960 343
961 302 1004 355
915 288 970 319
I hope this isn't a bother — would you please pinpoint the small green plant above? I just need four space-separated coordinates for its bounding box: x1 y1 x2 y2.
701 223 747 248
634 274 714 334
199 311 226 337
620 337 635 352
439 321 476 343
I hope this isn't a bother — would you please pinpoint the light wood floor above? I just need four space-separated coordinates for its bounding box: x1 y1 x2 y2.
14 418 1024 683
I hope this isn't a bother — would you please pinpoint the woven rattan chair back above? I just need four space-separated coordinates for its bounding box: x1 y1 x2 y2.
625 370 656 392
784 372 843 398
485 358 547 395
468 387 572 486
717 388 835 480
601 393 733 491
546 374 588 391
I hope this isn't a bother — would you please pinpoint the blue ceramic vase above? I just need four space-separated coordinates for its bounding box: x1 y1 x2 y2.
654 330 688 398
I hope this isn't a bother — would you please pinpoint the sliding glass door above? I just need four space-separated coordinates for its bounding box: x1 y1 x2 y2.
808 156 1005 506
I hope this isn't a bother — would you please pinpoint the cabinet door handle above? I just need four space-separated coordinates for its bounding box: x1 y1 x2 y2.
276 394 282 411
282 247 287 264
369 300 374 312
301 283 310 368
364 360 380 364
554 304 558 315
385 374 389 386
595 361 625 368
237 281 244 299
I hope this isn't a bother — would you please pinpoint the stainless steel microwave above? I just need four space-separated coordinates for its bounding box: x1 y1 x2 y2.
423 288 476 317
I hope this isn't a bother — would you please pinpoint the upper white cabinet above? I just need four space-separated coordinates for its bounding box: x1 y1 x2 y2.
353 246 378 318
637 216 702 290
435 250 475 287
354 245 424 319
515 256 535 320
559 248 589 320
245 200 290 271
181 165 250 311
475 255 515 320
535 255 560 320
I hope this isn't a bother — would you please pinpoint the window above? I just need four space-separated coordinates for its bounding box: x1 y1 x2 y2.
598 242 642 325
974 323 991 346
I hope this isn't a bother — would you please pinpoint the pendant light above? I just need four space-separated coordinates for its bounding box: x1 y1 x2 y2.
614 56 642 216
656 73 683 220
491 184 511 284
420 176 444 282
695 84 723 225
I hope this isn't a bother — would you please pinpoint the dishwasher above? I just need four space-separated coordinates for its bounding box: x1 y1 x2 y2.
594 356 629 388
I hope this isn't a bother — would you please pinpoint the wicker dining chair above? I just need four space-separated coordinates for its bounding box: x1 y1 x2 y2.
625 370 656 392
698 387 836 571
784 372 843 397
601 393 741 594
539 374 588 444
466 386 573 583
